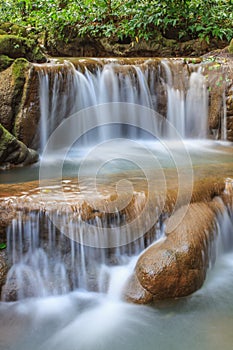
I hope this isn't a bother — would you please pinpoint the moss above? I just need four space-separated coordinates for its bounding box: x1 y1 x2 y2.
0 34 28 58
10 58 30 136
0 22 12 33
0 29 6 35
0 34 46 62
0 123 38 167
0 54 13 71
11 57 29 81
10 24 27 37
228 39 233 54
0 123 16 162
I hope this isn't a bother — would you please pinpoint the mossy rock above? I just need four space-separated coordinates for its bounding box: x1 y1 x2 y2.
11 57 29 81
10 24 27 37
11 58 30 97
0 22 12 33
0 34 46 62
0 29 6 35
11 58 30 123
0 123 38 167
228 39 233 54
0 123 16 162
0 54 13 72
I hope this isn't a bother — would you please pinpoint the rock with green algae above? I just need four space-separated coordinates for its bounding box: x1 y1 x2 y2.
0 34 46 62
0 123 38 168
11 58 30 103
0 57 31 132
0 54 13 71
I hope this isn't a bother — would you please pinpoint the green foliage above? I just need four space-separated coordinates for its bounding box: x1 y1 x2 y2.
0 242 6 250
0 0 232 43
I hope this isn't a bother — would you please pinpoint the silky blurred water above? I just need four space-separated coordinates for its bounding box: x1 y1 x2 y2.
0 250 233 350
0 139 232 184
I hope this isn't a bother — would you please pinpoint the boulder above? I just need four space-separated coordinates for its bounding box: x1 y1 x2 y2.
125 202 220 302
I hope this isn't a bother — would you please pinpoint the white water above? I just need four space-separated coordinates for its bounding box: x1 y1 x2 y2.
161 61 208 138
0 203 233 350
37 59 213 152
38 62 158 151
0 58 232 350
2 209 163 301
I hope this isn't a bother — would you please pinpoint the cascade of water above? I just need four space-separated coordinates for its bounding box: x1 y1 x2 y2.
37 61 159 151
37 59 212 154
161 60 208 138
2 199 232 302
2 208 163 301
185 68 208 138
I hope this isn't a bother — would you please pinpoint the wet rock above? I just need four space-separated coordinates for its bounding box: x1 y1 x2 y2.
0 250 8 293
227 116 233 141
0 123 38 168
1 268 37 302
0 203 16 239
124 274 153 304
125 202 219 303
0 58 30 132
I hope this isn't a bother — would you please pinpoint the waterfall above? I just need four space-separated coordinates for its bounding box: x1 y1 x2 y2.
185 69 208 138
2 209 163 301
2 199 233 302
161 60 208 138
36 59 210 152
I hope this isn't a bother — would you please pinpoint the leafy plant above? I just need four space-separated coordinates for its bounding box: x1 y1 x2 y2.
0 242 6 250
0 0 232 43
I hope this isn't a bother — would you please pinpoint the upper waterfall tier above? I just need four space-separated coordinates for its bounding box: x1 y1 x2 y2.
10 56 231 151
34 58 210 151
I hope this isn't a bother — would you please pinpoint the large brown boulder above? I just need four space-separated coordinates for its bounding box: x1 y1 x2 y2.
125 201 222 303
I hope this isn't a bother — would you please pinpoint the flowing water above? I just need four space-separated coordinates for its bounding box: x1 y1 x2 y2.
36 58 209 151
0 205 233 350
0 58 233 350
